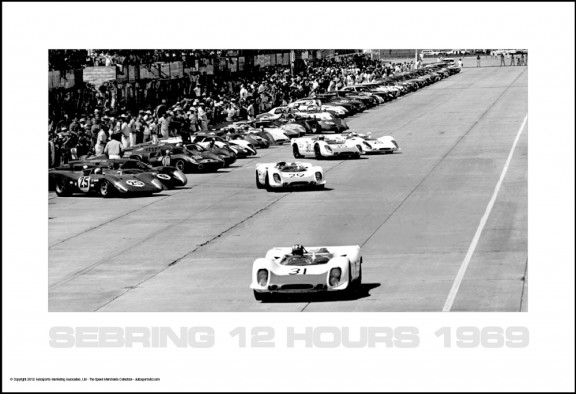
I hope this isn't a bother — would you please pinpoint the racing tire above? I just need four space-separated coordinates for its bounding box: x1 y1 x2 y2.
353 152 361 159
253 290 270 302
292 144 303 159
344 268 357 298
174 159 186 172
264 174 272 192
256 171 265 189
55 178 72 197
316 184 325 190
98 180 114 198
314 144 323 160
355 259 363 290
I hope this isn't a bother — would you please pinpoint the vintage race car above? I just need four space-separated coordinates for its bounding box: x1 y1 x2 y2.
124 143 223 172
71 157 188 189
255 161 325 191
250 245 362 301
291 135 361 160
191 134 258 157
49 164 164 197
343 132 401 154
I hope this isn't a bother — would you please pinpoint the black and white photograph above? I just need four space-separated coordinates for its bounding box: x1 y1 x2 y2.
47 46 528 313
3 2 575 392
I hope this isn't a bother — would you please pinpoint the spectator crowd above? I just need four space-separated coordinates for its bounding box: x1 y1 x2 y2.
49 52 421 167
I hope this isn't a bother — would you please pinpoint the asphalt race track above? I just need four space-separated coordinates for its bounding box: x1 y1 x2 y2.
49 66 528 312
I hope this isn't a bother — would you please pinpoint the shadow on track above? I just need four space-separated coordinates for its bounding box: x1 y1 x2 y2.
257 283 381 304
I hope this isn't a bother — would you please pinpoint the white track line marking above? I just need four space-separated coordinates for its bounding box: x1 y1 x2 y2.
442 114 528 312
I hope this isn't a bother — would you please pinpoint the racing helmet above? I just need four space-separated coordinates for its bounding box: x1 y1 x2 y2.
292 244 306 256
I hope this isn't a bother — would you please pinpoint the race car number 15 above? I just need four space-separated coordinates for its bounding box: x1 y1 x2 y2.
289 268 307 275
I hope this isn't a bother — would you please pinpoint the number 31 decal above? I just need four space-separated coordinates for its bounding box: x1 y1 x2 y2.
289 268 307 275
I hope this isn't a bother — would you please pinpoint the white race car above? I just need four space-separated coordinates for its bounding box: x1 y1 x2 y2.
250 245 362 301
255 161 325 191
343 132 401 154
291 135 361 160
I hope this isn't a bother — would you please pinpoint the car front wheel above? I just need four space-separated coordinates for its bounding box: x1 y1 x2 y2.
314 144 323 160
293 144 302 158
55 179 72 197
256 171 264 189
99 180 114 198
174 159 186 172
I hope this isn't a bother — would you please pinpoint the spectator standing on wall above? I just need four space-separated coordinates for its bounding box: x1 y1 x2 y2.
500 53 506 66
476 54 481 67
509 54 515 66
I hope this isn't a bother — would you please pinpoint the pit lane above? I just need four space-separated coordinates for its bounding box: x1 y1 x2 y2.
49 66 527 312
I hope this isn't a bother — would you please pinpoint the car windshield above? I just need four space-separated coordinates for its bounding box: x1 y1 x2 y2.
280 251 334 266
278 163 307 172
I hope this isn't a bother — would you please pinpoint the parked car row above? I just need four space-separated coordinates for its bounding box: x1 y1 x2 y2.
48 61 459 198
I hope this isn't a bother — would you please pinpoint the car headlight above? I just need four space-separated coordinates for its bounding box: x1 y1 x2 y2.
325 145 333 153
151 179 163 189
315 172 323 182
273 173 281 183
329 268 342 286
257 269 269 286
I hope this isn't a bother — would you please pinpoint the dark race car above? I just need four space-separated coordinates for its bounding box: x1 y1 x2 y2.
49 163 164 197
72 157 188 189
124 143 223 172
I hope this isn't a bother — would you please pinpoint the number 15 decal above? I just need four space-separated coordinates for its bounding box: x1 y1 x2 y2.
289 268 307 275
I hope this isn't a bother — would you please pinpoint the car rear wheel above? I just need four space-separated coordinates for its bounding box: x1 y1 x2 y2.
292 144 302 158
256 171 265 189
174 159 186 172
314 144 323 160
98 180 114 198
55 178 72 197
355 259 363 289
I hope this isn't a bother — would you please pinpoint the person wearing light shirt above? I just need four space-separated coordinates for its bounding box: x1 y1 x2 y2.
239 85 248 100
104 136 124 159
